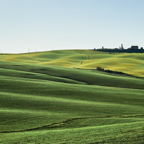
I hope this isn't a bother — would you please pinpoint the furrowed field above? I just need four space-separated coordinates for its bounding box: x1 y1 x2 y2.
0 50 144 144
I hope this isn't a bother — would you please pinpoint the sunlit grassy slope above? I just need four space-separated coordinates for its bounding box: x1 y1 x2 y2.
1 49 144 77
0 50 144 143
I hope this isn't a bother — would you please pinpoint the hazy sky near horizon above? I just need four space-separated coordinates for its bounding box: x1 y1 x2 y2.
1 0 144 53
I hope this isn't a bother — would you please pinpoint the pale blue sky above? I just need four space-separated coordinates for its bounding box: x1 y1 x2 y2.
0 0 144 53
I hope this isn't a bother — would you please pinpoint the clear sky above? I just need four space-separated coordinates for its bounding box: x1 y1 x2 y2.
1 0 144 53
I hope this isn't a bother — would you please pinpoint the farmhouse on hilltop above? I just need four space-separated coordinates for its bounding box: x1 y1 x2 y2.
129 45 139 50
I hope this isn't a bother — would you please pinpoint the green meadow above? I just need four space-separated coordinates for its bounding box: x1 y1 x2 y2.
0 50 144 143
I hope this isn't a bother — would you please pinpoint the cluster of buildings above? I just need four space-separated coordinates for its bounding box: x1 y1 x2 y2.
95 44 143 50
95 44 144 53
117 44 143 50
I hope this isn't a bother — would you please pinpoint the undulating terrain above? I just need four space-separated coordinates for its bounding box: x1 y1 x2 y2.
0 50 144 143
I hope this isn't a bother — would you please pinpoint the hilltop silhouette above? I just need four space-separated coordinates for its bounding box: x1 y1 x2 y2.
95 45 144 53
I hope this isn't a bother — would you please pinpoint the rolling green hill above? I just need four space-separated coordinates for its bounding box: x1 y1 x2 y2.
0 50 144 143
1 50 144 77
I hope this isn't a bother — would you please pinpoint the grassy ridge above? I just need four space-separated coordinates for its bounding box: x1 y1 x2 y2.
0 50 144 143
1 50 144 77
1 121 144 143
0 61 144 89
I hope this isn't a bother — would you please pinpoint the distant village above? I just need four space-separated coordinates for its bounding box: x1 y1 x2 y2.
94 44 144 53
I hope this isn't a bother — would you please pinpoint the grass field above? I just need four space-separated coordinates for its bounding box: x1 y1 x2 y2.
0 50 144 143
1 50 144 77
